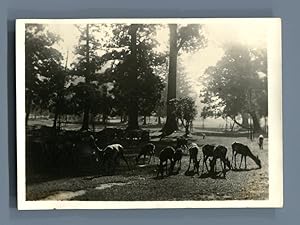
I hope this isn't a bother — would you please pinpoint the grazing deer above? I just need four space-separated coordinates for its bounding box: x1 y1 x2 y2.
258 134 264 150
202 144 215 173
170 148 183 173
156 146 175 178
176 137 188 150
231 142 261 169
136 143 156 164
186 143 200 175
209 145 231 177
94 144 130 175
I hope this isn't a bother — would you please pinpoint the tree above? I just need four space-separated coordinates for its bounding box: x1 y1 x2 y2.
138 72 165 125
200 105 213 129
177 60 194 99
172 97 198 136
43 61 68 129
162 24 207 135
102 24 165 130
25 24 62 126
200 43 267 133
71 24 104 130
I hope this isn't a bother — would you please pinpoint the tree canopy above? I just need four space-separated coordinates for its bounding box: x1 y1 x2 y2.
200 43 268 132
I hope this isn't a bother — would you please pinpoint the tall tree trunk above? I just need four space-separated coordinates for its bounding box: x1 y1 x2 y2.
53 112 58 129
58 114 61 130
81 24 91 131
127 24 139 130
91 113 95 132
242 113 249 128
185 122 190 137
250 112 262 133
124 114 128 123
230 121 235 131
162 24 179 135
157 116 161 125
81 107 90 130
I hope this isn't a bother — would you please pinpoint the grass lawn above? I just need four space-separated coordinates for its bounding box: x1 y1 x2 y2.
26 131 268 201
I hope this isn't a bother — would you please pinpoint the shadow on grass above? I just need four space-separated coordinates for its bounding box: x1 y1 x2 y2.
184 170 200 177
231 167 261 172
199 172 227 180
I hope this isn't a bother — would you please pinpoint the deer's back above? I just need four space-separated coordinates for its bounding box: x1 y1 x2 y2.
232 142 251 155
202 144 215 156
214 145 227 158
159 146 175 161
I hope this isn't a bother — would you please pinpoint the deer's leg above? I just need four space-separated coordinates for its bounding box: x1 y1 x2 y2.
187 157 192 171
219 159 224 172
204 157 209 172
201 156 205 173
166 160 168 176
234 153 238 169
245 156 247 169
239 155 243 169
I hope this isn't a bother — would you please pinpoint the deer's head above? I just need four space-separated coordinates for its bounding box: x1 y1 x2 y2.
255 155 262 168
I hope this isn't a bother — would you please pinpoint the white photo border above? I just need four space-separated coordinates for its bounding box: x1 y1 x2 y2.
16 18 283 210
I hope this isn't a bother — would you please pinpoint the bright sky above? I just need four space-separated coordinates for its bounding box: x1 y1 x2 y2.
48 21 268 110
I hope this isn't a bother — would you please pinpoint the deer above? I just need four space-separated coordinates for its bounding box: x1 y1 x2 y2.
93 143 130 175
258 134 264 150
231 142 261 169
156 146 175 178
186 143 200 175
170 148 183 173
208 145 231 178
202 144 215 173
176 137 188 150
136 143 156 164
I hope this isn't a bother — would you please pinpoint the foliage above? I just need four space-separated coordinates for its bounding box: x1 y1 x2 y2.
172 97 198 135
25 24 63 124
176 60 195 98
70 24 109 129
200 43 268 132
163 24 207 135
177 24 207 54
102 24 166 126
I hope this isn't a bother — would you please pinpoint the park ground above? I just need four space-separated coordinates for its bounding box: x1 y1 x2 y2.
26 122 269 201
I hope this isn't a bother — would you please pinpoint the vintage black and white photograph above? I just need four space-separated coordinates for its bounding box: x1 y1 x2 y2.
16 18 282 209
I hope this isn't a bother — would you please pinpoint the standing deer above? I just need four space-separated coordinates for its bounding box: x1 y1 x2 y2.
136 143 156 164
202 144 215 173
186 143 200 175
258 134 264 150
170 148 183 173
156 146 175 178
209 145 231 178
176 137 188 150
94 144 130 175
231 142 261 169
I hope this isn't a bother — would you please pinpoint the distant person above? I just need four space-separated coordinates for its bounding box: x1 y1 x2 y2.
258 134 264 150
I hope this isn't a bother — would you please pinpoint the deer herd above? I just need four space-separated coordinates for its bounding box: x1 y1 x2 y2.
89 133 263 178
